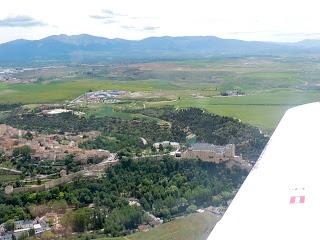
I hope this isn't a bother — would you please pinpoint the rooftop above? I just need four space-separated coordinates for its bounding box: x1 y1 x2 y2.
189 143 227 153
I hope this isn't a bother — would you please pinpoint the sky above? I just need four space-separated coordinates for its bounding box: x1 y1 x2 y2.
0 0 320 43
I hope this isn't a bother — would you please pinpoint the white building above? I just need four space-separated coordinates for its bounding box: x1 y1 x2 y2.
153 141 180 150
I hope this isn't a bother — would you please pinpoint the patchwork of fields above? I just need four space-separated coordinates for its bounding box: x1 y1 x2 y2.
1 57 320 132
1 56 320 239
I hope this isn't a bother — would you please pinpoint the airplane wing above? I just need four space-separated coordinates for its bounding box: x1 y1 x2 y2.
207 102 320 240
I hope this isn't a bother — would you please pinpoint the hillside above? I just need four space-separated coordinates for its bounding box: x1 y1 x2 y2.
0 34 305 64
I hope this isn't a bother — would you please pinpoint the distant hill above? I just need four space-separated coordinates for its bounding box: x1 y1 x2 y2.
0 34 317 64
293 39 320 49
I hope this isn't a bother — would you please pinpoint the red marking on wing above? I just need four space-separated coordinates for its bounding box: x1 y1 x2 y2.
290 196 296 204
289 196 305 204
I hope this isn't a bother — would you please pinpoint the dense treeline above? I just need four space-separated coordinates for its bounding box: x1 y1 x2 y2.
131 107 269 161
0 157 246 236
79 134 146 154
62 206 145 236
0 103 22 111
1 112 173 144
1 107 268 161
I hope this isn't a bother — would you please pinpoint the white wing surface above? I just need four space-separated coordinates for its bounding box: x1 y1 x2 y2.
208 102 320 240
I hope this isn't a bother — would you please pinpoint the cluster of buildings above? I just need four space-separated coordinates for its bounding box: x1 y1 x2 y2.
153 140 241 164
71 90 127 104
137 212 164 233
221 90 245 96
196 206 227 216
127 198 163 233
183 143 251 169
0 68 37 84
151 140 250 169
167 142 251 170
152 141 180 150
181 143 239 163
0 217 50 240
0 124 110 163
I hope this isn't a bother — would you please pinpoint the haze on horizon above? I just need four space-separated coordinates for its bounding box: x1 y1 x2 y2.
1 0 320 44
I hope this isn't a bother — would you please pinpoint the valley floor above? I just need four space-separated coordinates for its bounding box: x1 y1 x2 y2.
2 57 320 132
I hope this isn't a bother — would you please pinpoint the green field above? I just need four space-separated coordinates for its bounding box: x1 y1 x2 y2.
145 89 320 131
100 213 219 240
0 80 182 104
2 57 320 131
2 79 319 131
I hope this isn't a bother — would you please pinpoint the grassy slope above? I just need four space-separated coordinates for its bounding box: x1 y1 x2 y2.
101 213 219 240
147 89 320 131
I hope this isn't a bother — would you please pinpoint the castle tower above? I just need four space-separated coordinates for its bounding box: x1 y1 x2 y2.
225 144 236 158
4 185 13 195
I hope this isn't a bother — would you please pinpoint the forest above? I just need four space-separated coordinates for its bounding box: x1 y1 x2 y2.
0 157 247 236
0 103 22 112
1 106 269 161
0 106 268 237
130 107 269 161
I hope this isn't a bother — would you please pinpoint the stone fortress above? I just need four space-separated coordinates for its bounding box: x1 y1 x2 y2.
182 143 240 163
181 143 251 170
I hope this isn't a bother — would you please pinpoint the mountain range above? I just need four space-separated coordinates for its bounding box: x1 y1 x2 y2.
1 34 320 64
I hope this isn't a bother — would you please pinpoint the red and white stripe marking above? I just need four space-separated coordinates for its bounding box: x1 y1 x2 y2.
289 195 305 204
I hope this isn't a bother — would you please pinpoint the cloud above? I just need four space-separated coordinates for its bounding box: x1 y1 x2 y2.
130 16 156 20
90 9 126 22
227 31 260 35
121 25 160 32
142 26 159 31
90 15 107 20
121 25 137 30
0 15 46 27
102 10 126 17
104 19 117 24
90 10 157 29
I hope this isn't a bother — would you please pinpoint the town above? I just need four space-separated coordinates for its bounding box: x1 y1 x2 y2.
0 124 110 162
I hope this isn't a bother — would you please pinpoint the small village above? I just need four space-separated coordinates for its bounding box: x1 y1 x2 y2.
0 124 110 163
0 217 50 240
